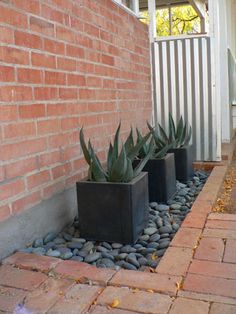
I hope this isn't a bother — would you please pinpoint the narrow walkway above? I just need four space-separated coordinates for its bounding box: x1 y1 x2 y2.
1 165 236 313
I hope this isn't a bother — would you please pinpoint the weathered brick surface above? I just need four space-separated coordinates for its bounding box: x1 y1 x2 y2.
169 297 210 314
188 260 236 280
210 303 236 314
97 286 172 314
48 284 103 313
0 265 47 291
90 305 140 313
3 252 61 273
54 260 116 285
156 247 193 276
0 286 26 312
170 227 201 248
0 0 152 220
194 237 224 262
223 239 236 263
110 269 181 295
183 274 236 298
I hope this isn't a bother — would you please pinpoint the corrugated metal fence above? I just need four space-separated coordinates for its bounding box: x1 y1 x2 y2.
152 35 218 161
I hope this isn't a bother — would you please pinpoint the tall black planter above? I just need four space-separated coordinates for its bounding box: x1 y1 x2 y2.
169 145 194 183
133 153 176 203
76 172 149 244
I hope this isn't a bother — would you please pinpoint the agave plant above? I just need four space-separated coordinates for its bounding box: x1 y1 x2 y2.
136 128 170 160
148 114 192 149
80 124 153 183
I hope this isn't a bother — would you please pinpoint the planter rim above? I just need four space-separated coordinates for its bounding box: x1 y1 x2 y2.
77 171 148 186
134 152 174 162
169 144 193 150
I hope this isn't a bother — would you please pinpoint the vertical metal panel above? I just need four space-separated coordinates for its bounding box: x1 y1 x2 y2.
153 36 217 161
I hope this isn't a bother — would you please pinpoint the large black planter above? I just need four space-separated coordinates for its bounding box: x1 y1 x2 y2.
168 145 194 183
133 153 176 203
76 172 149 244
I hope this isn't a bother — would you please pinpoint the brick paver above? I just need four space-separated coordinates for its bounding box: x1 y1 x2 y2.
194 237 224 261
169 297 210 314
1 164 236 313
210 303 236 314
223 239 236 263
110 269 181 296
96 286 172 314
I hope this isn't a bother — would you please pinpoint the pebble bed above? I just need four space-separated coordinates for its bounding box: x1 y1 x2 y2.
19 170 208 271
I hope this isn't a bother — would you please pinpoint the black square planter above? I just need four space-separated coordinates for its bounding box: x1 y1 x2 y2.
133 153 176 203
76 172 149 244
168 145 194 183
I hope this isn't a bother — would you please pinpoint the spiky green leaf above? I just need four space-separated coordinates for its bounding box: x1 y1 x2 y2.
79 128 91 165
109 146 127 182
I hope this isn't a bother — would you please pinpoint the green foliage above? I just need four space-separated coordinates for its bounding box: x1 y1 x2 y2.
140 5 201 37
148 114 192 149
80 125 153 183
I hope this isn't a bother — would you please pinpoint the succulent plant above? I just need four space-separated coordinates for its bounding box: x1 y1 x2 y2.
80 124 153 183
148 114 192 149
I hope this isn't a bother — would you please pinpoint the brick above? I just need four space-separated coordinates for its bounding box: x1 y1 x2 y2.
39 151 61 167
0 286 26 312
0 166 4 181
57 57 76 71
210 303 236 314
12 0 40 14
43 180 65 199
0 205 11 222
203 228 236 239
15 30 43 50
44 38 65 55
54 260 115 285
169 298 210 314
0 265 47 291
0 138 47 160
156 247 193 276
37 119 61 135
206 220 236 230
0 5 27 28
3 252 61 273
12 191 41 214
194 237 224 262
97 286 172 314
190 200 213 215
5 157 37 179
67 73 86 86
0 25 14 44
25 278 72 312
4 122 36 139
30 16 54 36
56 26 76 43
0 86 32 102
101 54 114 66
45 71 66 86
59 87 77 99
17 68 43 84
61 117 79 130
224 239 236 263
0 65 15 82
170 227 202 248
208 213 236 221
66 44 85 58
19 104 45 119
0 179 25 201
34 87 58 100
183 273 236 298
0 105 18 122
179 290 236 305
189 260 236 280
181 213 207 229
110 269 181 296
51 163 71 179
48 284 103 314
27 170 51 189
90 306 138 314
41 4 65 24
0 46 29 65
32 52 56 68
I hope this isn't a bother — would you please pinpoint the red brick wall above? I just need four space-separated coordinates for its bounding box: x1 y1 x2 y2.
0 0 152 221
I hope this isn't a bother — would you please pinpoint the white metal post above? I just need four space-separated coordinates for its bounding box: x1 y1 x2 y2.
148 0 156 42
208 0 222 160
132 0 139 16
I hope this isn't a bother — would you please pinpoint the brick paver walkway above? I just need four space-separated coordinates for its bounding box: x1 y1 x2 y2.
1 166 236 313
